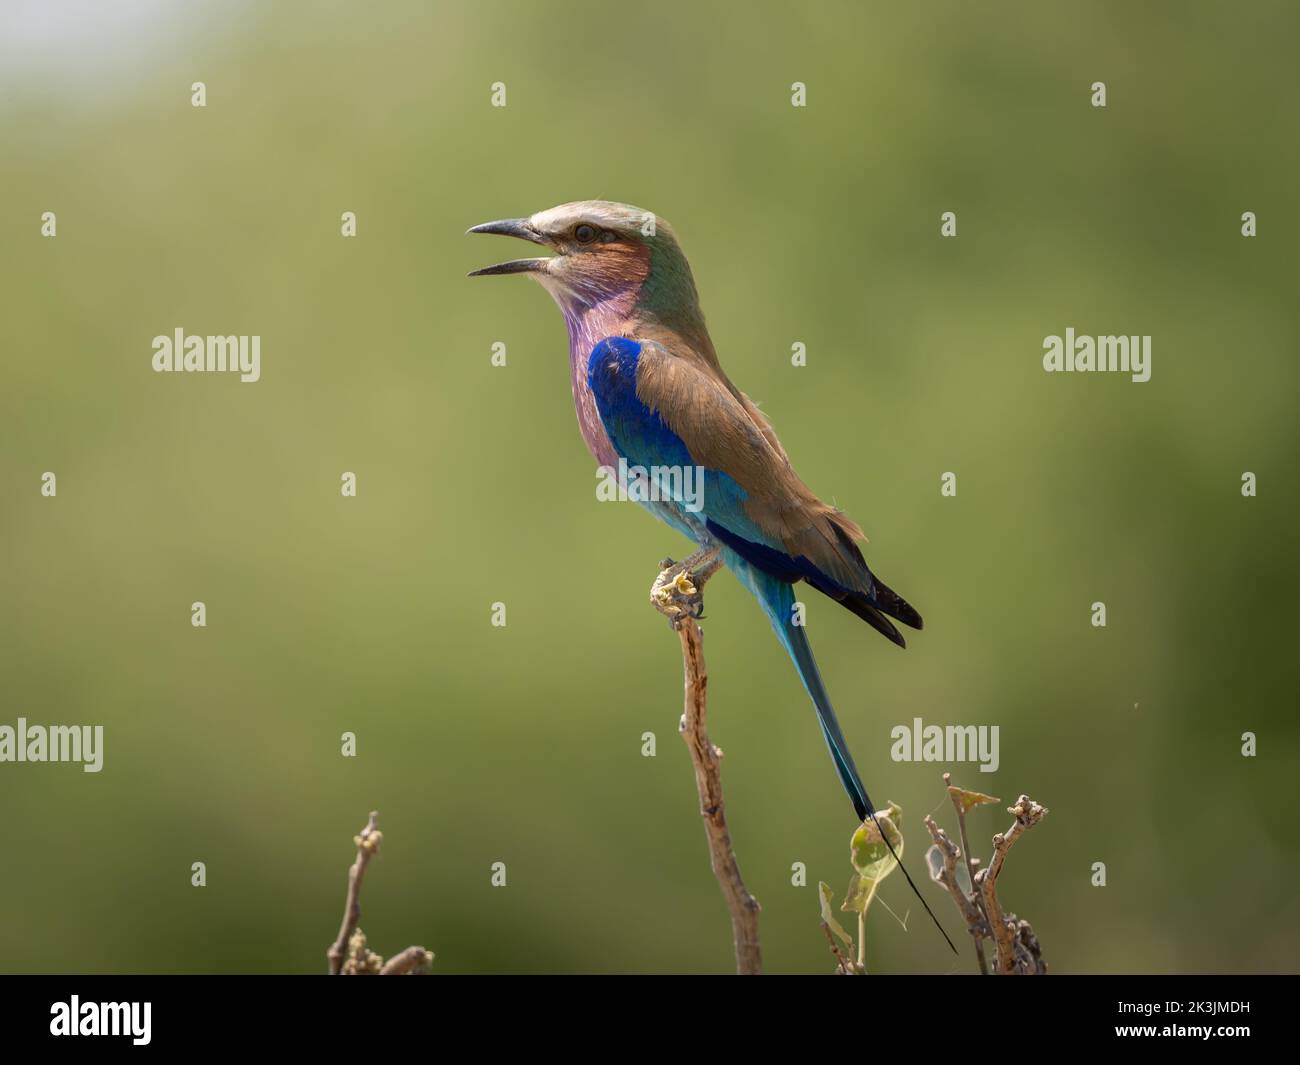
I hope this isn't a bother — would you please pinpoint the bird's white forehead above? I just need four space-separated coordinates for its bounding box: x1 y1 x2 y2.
530 200 649 235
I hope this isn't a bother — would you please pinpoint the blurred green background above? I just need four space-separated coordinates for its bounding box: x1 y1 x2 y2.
2 0 1297 974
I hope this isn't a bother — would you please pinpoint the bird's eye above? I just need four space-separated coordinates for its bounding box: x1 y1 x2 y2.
574 224 596 243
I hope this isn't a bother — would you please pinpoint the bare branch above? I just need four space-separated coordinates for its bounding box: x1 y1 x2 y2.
975 795 1048 974
676 616 763 974
652 547 762 975
380 946 435 976
923 814 986 935
326 811 433 976
820 922 853 975
328 811 382 975
944 771 990 976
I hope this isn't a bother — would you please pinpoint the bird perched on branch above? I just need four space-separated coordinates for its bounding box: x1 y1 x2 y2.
470 201 952 950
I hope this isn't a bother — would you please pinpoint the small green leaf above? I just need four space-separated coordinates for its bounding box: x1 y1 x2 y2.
818 881 853 945
840 872 871 914
840 804 904 920
947 785 1000 815
852 802 903 883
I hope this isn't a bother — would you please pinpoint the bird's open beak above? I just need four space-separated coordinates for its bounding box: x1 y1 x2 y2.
467 218 552 277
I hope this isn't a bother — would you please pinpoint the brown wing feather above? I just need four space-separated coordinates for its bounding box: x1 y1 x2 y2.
631 338 871 595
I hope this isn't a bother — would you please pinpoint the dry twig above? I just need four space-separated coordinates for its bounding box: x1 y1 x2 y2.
380 945 436 976
923 816 987 935
820 922 853 976
326 810 434 975
925 783 1048 975
651 546 763 975
976 795 1048 974
945 772 991 975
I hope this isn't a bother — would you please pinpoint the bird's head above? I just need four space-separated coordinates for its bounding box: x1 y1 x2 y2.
468 200 700 321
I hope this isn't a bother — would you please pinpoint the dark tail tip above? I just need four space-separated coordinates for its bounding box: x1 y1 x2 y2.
870 577 923 631
840 596 908 648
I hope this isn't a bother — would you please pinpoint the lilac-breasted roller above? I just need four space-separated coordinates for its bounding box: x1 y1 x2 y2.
470 201 952 949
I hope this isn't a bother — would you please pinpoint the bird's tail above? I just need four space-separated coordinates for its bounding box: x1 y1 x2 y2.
754 572 957 953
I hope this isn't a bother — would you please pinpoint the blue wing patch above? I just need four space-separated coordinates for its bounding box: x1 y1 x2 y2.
586 338 693 470
587 336 861 595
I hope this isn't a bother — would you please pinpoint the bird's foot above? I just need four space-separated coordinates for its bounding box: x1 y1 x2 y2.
651 563 703 627
650 545 722 629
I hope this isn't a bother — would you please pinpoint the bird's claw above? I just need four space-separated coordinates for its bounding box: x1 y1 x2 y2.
651 567 703 628
650 551 718 629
